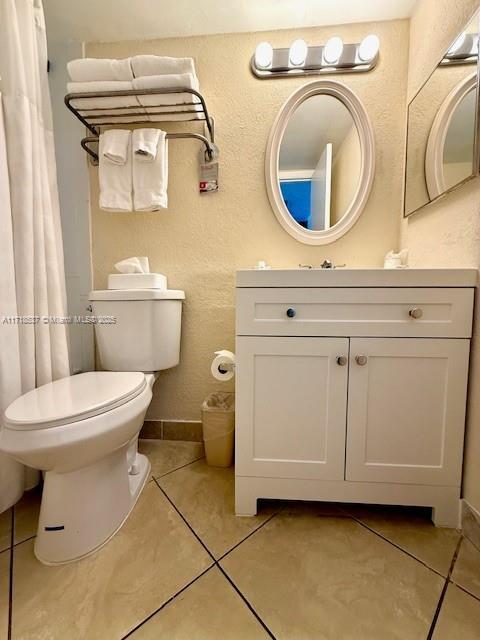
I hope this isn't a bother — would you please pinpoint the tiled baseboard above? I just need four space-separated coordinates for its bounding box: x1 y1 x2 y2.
141 420 203 442
462 499 480 551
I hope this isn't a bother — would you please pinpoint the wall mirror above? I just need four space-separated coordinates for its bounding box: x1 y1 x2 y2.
404 11 480 216
265 80 375 245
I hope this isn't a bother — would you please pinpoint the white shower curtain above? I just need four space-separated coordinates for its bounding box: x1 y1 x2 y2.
0 0 70 512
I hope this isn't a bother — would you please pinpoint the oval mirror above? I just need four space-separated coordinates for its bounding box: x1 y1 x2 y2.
425 72 477 199
266 80 375 245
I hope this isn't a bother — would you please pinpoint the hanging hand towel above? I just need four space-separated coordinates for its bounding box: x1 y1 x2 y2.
131 55 196 78
132 129 168 211
102 129 131 164
67 58 134 82
132 128 160 162
99 130 133 212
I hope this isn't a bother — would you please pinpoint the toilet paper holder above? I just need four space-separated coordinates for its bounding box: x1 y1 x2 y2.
211 350 236 381
218 361 235 374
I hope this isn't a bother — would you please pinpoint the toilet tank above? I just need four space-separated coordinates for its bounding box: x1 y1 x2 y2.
89 289 185 372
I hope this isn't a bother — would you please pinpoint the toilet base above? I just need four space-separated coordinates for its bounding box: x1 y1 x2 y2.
34 445 150 565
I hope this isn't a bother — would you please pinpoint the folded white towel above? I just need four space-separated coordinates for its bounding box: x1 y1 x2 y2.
132 73 200 100
67 80 140 110
133 129 168 211
99 130 133 212
102 129 131 165
67 58 134 82
132 128 161 162
131 55 196 78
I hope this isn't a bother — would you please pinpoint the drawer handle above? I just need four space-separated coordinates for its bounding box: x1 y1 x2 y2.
355 355 368 366
336 355 347 366
286 307 296 318
409 307 423 319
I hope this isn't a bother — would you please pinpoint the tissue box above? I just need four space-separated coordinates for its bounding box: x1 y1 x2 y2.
108 273 167 290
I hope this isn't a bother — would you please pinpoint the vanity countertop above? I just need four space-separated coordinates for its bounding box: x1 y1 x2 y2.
236 268 478 288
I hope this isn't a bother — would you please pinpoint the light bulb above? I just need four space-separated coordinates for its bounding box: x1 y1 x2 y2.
358 34 380 62
255 41 273 69
448 32 466 55
323 36 344 64
289 39 308 66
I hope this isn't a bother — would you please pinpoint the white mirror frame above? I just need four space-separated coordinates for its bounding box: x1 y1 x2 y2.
425 72 477 199
265 80 375 245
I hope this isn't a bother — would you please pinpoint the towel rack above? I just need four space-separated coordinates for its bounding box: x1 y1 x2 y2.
81 132 215 166
65 86 216 164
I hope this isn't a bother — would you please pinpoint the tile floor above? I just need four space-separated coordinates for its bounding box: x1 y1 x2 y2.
1 439 479 639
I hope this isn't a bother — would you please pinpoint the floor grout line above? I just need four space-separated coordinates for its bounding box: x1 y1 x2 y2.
12 535 36 549
345 511 450 580
449 576 480 604
155 478 284 565
447 532 480 604
151 478 278 639
216 564 277 640
216 510 280 562
426 536 463 640
153 455 205 480
8 508 14 640
120 564 215 640
152 478 217 561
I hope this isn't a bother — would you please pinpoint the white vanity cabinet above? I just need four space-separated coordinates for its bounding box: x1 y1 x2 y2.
235 269 476 527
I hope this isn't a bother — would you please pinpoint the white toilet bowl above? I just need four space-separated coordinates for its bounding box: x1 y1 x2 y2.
1 284 185 564
0 371 155 565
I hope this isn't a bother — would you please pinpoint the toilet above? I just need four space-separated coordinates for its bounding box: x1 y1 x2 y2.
0 285 185 565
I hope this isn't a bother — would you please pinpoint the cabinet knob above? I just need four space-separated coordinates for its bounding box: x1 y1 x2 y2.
286 307 296 318
409 307 423 319
355 355 368 366
336 355 347 366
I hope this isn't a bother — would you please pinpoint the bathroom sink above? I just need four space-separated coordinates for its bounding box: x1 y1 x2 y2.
236 268 477 288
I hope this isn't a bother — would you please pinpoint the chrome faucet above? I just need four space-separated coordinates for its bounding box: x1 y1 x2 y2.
298 260 346 270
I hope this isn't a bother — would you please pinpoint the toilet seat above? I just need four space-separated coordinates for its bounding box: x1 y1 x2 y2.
4 371 147 430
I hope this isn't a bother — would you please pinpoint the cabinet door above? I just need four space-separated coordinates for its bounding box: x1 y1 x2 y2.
346 338 469 486
236 336 349 480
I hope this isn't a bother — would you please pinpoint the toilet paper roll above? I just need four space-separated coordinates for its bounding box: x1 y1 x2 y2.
211 350 236 381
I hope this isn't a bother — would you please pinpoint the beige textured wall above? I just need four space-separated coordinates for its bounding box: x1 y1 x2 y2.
331 124 361 225
400 0 480 512
405 64 471 214
407 0 479 101
86 19 409 421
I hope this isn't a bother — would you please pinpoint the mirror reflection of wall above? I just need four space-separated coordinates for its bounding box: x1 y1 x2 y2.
278 94 361 231
437 75 476 191
404 11 479 216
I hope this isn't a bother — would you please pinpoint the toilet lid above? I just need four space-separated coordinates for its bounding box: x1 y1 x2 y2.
4 371 147 430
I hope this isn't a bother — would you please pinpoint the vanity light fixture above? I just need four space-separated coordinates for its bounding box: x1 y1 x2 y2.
255 41 273 69
442 30 479 64
251 36 379 78
323 37 344 64
289 39 308 66
449 32 467 54
358 34 380 62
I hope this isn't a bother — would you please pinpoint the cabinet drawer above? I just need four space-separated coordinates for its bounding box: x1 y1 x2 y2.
236 287 473 338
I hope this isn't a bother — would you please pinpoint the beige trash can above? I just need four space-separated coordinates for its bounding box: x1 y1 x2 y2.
201 392 235 467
